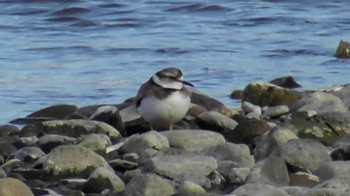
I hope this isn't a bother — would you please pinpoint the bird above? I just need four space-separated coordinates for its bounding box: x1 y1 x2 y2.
135 67 194 131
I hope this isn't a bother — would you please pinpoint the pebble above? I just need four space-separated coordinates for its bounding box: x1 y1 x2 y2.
196 111 238 133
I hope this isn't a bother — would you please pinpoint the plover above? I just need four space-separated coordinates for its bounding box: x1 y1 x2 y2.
135 67 193 130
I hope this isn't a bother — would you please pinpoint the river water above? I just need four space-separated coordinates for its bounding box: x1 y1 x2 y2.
1 0 350 123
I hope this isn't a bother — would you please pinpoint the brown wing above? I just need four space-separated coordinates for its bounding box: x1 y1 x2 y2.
135 78 153 107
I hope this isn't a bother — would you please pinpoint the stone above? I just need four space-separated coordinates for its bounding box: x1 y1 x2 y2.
0 141 17 160
177 181 206 195
196 111 238 133
333 83 350 109
20 119 121 143
271 139 332 172
13 136 38 148
118 104 150 135
160 130 225 150
241 101 262 115
89 105 126 137
331 145 350 161
124 173 174 196
200 142 254 168
262 105 289 118
242 82 302 107
228 167 251 184
230 183 289 196
189 88 224 111
289 172 320 187
78 134 112 155
230 89 243 100
216 106 240 117
109 159 138 171
37 145 112 180
145 155 217 179
0 177 34 196
269 75 301 89
246 155 289 187
1 159 24 174
187 104 207 117
282 186 309 196
0 124 20 144
314 161 350 181
120 131 169 154
226 118 270 144
83 167 125 193
303 188 348 196
36 134 76 153
335 40 350 58
14 147 45 164
291 91 348 114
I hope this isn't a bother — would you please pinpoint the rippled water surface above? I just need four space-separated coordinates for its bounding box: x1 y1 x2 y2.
1 0 350 123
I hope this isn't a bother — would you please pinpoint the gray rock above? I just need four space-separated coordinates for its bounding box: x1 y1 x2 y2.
226 119 270 144
314 161 350 181
20 119 121 143
109 159 138 171
196 111 238 133
200 142 254 168
1 159 23 174
242 101 262 115
124 173 174 196
14 136 38 148
83 167 125 193
246 155 289 187
119 103 149 135
37 145 112 180
291 91 348 114
145 155 217 179
0 124 20 144
289 172 320 187
36 134 76 153
0 142 17 160
230 183 289 196
333 133 350 148
228 167 251 184
120 131 169 154
263 105 289 118
269 75 302 89
177 181 206 195
78 134 112 154
282 186 309 196
0 177 34 196
271 139 332 172
0 168 6 178
160 130 225 150
303 188 348 196
333 83 350 109
14 147 45 164
189 88 225 111
331 145 350 161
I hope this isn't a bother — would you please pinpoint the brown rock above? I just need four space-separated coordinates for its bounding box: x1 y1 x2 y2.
0 177 34 196
335 40 350 58
290 172 319 187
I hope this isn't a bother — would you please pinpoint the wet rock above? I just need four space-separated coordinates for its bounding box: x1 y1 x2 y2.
246 155 289 187
263 105 289 118
89 105 126 136
331 145 350 161
36 134 76 153
78 134 112 155
160 130 225 150
0 124 20 144
83 167 125 194
271 139 331 172
37 145 112 180
242 82 302 107
124 173 174 196
289 172 320 187
254 126 298 160
335 40 350 58
200 142 254 168
230 183 289 196
14 147 45 164
196 111 238 133
67 104 106 119
189 88 224 111
269 75 301 89
20 119 121 143
145 155 217 179
226 118 270 144
120 131 169 154
0 177 34 196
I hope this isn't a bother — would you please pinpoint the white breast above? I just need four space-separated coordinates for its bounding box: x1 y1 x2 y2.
137 91 191 128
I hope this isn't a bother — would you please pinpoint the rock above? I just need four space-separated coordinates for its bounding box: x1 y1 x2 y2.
1 159 24 174
160 130 225 150
271 139 332 172
262 105 289 118
269 75 301 89
0 168 6 178
14 147 45 164
0 124 20 144
124 173 174 196
333 83 350 109
89 105 126 137
333 134 350 148
118 104 150 135
216 105 240 118
314 161 350 181
230 183 289 196
109 159 138 171
226 118 270 144
228 167 251 184
36 134 76 153
200 142 254 168
177 181 206 195
303 188 348 196
0 141 17 160
78 134 112 155
145 155 217 179
335 40 350 58
196 111 238 133
13 136 38 148
0 177 34 196
120 131 169 154
242 101 262 115
230 89 244 100
331 145 350 161
246 155 289 187
254 126 298 160
291 91 348 114
242 82 302 107
282 186 309 196
67 104 106 119
187 104 207 117
189 88 224 111
36 145 112 180
289 172 320 187
83 167 125 194
20 119 121 143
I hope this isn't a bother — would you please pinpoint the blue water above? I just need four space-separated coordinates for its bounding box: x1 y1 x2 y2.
1 0 350 123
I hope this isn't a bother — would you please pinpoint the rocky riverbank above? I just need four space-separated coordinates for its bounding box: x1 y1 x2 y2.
1 77 350 196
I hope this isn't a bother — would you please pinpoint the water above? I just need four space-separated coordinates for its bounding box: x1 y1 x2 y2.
1 0 350 123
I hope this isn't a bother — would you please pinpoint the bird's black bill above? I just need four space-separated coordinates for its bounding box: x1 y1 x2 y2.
182 80 194 87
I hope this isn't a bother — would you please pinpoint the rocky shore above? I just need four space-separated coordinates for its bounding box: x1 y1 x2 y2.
1 77 350 196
